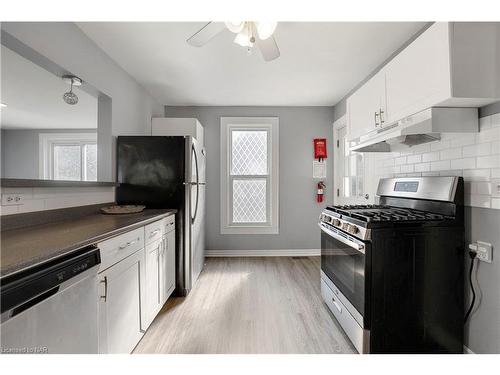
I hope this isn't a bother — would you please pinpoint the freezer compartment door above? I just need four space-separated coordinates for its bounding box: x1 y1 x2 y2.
116 136 185 207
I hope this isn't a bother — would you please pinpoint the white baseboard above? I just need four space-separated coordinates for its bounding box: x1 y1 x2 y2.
463 345 475 354
206 249 320 257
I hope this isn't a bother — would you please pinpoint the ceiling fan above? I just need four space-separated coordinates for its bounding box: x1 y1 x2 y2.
187 22 280 61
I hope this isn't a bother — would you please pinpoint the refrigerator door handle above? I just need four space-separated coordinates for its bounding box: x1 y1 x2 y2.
191 144 200 224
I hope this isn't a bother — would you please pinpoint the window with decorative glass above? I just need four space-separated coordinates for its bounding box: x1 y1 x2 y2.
220 117 279 234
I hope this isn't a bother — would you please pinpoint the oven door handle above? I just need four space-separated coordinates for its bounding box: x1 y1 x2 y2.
319 223 365 254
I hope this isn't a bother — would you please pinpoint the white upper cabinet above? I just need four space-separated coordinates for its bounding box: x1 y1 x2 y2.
347 71 387 141
347 22 500 141
385 23 451 124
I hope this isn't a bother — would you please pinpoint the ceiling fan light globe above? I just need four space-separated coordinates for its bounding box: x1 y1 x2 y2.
234 28 254 47
225 22 245 34
256 22 277 40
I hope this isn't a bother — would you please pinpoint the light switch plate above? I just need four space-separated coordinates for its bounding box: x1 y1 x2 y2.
491 178 500 198
476 241 493 263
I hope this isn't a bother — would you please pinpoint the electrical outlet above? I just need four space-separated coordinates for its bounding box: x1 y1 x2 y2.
1 194 24 206
469 241 493 263
491 178 500 198
476 241 493 263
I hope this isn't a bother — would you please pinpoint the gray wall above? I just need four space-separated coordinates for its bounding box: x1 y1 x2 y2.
1 22 164 181
165 106 335 251
464 206 500 353
1 128 96 179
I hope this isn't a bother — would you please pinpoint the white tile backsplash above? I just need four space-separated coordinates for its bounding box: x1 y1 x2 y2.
476 155 500 169
0 186 115 216
451 157 476 170
430 160 451 171
492 198 500 209
395 156 407 165
463 143 492 157
440 147 462 160
373 113 500 209
407 154 422 164
414 162 431 172
422 151 440 162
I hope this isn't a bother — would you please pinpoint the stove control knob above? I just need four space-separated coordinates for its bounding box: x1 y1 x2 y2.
348 225 359 235
332 219 341 226
341 222 349 231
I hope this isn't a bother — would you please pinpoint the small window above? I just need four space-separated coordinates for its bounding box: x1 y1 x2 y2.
221 117 279 234
334 123 367 204
39 133 97 181
343 135 364 198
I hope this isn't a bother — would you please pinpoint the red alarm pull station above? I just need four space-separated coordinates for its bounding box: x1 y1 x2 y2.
314 138 327 160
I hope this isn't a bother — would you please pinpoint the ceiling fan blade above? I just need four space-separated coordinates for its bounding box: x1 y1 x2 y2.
256 35 280 61
187 22 226 47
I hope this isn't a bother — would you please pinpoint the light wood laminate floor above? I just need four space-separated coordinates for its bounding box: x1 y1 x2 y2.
134 256 356 354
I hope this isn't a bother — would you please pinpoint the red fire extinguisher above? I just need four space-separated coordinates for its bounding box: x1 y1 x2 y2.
317 181 326 203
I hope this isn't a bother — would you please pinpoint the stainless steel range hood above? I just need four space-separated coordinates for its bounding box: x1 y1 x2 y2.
350 107 478 153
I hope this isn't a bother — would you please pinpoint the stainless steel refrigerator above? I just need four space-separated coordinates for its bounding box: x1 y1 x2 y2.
116 136 206 295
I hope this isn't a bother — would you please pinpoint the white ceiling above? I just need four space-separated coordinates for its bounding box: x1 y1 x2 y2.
1 45 97 130
77 22 426 107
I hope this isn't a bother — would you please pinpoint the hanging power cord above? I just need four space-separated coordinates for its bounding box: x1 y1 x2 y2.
464 250 478 323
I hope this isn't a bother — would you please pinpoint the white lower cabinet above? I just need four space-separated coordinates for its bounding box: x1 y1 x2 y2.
161 229 176 302
98 248 145 354
97 214 176 353
143 238 163 329
142 218 176 330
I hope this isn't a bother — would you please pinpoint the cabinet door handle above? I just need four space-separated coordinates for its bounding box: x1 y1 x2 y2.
380 109 385 124
100 276 108 302
118 237 140 249
374 111 380 126
150 229 161 238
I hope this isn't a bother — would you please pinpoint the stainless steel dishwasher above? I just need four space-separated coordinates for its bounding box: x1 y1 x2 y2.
0 245 101 354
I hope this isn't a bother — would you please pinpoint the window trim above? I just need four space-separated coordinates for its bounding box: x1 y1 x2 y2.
333 116 370 205
220 117 279 234
39 132 97 180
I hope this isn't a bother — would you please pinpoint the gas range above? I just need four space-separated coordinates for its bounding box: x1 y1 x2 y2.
319 176 465 353
319 204 450 241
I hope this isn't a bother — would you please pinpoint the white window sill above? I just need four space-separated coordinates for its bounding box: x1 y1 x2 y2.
221 225 279 235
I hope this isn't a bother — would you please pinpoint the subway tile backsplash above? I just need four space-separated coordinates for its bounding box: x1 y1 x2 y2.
0 186 115 216
373 113 500 209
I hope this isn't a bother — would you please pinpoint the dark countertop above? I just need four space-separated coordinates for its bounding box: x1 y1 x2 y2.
0 208 176 278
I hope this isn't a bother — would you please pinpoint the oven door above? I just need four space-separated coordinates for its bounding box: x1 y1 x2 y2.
320 222 366 316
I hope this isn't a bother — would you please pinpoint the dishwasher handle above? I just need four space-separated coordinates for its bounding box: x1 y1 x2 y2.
1 245 101 317
9 286 60 319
